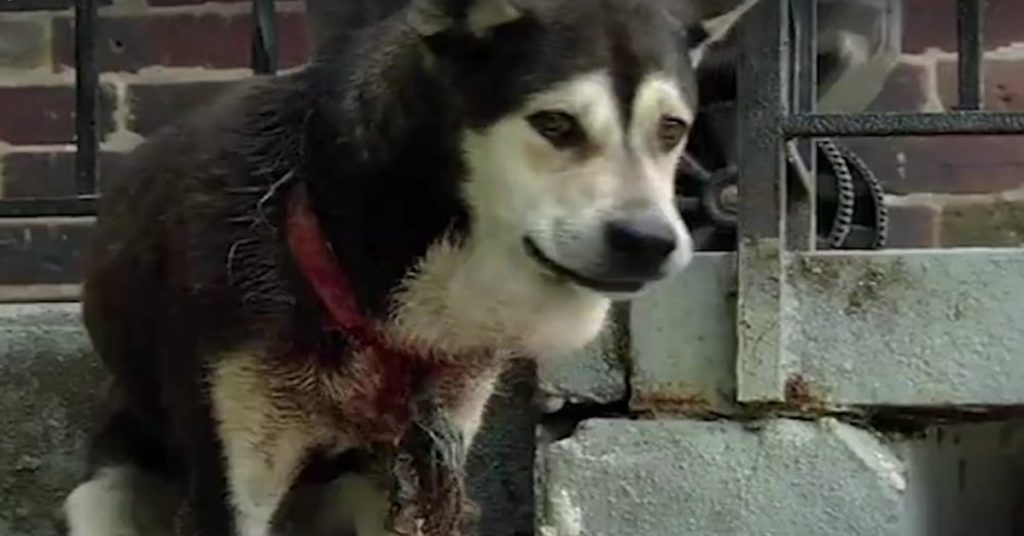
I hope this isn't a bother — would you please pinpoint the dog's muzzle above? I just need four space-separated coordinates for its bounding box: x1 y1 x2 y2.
524 207 688 295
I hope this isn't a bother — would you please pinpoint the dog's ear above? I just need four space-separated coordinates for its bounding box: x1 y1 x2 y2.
408 0 523 38
685 0 760 67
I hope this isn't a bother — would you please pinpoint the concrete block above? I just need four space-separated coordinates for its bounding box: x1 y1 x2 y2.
537 312 627 409
780 249 1024 405
536 418 907 536
0 303 100 535
538 418 1024 536
895 421 1024 536
636 250 1024 407
629 253 737 414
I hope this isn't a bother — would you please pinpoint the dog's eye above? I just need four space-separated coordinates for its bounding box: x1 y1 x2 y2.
527 111 586 149
657 116 689 151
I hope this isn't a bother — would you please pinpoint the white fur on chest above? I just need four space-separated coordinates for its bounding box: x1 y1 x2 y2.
389 234 611 358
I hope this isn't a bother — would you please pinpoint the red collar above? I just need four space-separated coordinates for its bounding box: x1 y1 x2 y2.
287 182 425 439
286 182 396 355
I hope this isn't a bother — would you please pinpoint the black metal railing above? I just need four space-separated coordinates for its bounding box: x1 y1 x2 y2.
0 0 279 218
957 0 984 110
735 0 1024 402
738 0 1024 254
74 0 98 200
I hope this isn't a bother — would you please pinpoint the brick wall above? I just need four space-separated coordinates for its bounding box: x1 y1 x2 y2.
1 0 1023 292
850 0 1024 248
0 0 310 291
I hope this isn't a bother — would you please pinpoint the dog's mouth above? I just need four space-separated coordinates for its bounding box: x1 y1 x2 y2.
523 237 646 294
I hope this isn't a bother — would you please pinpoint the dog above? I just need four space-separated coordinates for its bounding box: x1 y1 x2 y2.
62 0 754 534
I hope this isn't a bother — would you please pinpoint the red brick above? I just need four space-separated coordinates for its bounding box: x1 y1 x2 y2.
126 80 237 135
145 0 302 5
0 0 108 11
846 135 1024 195
0 85 116 145
886 204 940 248
53 11 310 72
147 0 247 5
865 61 933 112
1 151 125 198
904 0 1024 53
0 218 92 285
937 58 1024 111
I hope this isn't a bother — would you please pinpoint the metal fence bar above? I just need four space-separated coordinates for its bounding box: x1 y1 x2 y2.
782 111 1024 137
0 0 100 218
956 0 985 110
792 0 817 117
74 0 100 195
735 0 791 402
252 0 278 74
786 0 817 251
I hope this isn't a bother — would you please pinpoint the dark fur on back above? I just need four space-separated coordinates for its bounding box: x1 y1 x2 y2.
85 10 472 366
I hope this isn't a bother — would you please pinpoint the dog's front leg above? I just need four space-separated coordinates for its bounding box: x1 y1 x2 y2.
219 428 311 536
326 367 501 536
398 365 505 535
207 355 319 536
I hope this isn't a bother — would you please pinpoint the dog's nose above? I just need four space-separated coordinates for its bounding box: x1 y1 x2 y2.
605 211 677 267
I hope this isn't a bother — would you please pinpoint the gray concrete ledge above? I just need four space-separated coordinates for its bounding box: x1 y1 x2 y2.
630 253 737 414
631 249 1024 410
537 418 907 536
780 249 1024 405
0 303 101 535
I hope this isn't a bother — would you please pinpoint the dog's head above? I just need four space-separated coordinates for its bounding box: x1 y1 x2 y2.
405 0 741 300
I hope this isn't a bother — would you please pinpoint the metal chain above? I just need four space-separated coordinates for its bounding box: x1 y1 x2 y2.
837 141 890 249
817 138 856 248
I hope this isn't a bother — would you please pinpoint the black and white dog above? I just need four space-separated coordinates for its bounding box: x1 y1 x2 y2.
63 0 754 534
